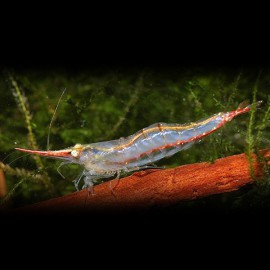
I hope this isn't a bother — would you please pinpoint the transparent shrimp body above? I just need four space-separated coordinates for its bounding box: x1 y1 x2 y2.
73 112 228 189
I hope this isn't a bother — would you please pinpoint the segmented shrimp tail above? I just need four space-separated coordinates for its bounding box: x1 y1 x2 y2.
225 100 263 121
237 100 263 110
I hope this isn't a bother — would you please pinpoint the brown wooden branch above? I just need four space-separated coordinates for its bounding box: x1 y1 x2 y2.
0 169 7 198
12 149 270 213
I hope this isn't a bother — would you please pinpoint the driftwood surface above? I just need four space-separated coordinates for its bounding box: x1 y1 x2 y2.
12 149 270 213
0 169 7 198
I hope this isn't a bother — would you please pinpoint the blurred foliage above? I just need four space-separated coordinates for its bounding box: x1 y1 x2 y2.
0 67 270 210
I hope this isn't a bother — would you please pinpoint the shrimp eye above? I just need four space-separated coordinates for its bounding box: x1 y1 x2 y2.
71 149 79 157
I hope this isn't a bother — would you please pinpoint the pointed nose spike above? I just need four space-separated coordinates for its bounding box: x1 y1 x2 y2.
15 148 72 158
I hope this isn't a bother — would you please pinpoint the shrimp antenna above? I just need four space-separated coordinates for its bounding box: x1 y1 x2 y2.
1 151 16 163
8 153 32 166
47 88 67 150
1 151 31 166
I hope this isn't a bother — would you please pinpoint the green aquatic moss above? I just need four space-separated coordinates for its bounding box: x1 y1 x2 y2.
5 74 53 194
8 74 42 166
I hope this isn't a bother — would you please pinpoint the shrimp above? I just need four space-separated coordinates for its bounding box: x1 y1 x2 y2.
15 100 262 191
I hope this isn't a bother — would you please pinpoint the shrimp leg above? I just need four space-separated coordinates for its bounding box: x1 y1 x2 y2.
73 171 85 191
82 171 115 191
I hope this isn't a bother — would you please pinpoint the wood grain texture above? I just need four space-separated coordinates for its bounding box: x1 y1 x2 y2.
0 169 7 198
13 149 270 213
